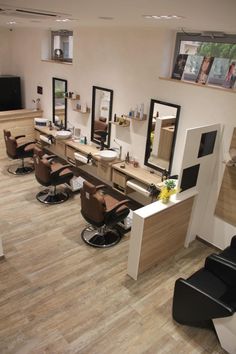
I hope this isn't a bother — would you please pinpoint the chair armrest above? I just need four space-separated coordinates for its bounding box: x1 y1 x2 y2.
95 184 106 191
21 141 36 148
230 235 236 248
44 154 57 161
172 278 234 325
106 199 129 214
17 141 35 154
205 254 236 287
51 165 72 179
15 135 25 140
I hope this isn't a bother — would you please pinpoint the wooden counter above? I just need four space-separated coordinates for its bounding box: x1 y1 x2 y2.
112 162 162 187
0 109 43 157
127 191 197 280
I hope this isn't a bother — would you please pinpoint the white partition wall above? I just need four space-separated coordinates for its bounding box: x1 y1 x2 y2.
177 124 221 246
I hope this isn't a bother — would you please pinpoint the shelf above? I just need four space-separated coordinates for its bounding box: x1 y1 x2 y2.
65 95 80 100
73 108 90 114
124 114 147 121
41 59 72 65
109 120 130 127
159 77 236 94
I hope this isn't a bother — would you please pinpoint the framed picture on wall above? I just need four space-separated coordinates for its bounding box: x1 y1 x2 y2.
171 54 188 80
196 56 214 84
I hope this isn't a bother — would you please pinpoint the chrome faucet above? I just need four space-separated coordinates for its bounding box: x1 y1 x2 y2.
113 139 122 159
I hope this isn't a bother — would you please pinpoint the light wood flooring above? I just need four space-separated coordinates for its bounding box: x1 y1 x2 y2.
0 157 226 354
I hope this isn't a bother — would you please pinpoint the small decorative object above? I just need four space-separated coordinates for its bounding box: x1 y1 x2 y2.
54 48 63 60
147 183 159 202
159 179 177 204
32 98 41 110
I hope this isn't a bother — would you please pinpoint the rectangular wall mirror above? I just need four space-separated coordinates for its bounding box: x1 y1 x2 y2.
91 86 113 149
144 99 181 174
52 77 67 129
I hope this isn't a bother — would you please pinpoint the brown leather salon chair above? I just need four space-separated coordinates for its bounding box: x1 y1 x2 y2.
80 181 130 248
33 147 74 204
3 129 35 175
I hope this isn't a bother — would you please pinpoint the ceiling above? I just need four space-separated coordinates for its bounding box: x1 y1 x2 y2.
0 0 236 34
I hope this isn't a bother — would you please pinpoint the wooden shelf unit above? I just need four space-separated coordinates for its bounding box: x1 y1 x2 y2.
125 114 147 121
109 120 130 128
65 95 80 101
41 59 72 65
72 108 90 114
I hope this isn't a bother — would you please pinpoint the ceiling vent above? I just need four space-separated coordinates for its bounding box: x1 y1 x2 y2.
0 6 70 20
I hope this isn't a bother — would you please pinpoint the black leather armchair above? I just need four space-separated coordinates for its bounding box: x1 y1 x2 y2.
213 235 236 266
172 254 236 327
3 129 35 175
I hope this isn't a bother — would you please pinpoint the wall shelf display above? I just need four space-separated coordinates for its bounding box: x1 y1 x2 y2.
129 114 147 121
73 107 90 114
41 59 72 66
159 77 236 94
65 95 80 100
110 118 130 127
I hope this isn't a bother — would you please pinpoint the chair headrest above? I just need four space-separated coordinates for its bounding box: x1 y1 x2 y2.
3 130 11 139
83 181 97 194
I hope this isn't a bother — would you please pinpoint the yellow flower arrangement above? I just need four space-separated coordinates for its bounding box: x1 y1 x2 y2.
159 179 177 203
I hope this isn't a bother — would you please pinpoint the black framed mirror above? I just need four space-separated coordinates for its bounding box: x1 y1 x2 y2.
52 77 67 129
91 86 113 149
144 99 181 174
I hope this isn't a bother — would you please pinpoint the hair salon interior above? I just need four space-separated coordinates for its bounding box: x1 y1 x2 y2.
0 0 236 353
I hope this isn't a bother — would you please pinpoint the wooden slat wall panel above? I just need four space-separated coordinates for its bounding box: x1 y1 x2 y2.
0 109 42 158
215 128 236 226
138 197 194 275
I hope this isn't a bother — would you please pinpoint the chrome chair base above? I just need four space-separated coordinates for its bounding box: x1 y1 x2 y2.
81 226 121 248
36 189 69 204
7 164 34 175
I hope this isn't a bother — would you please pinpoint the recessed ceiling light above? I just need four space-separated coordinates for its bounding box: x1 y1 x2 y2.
7 20 16 25
143 15 183 20
98 16 114 20
56 18 71 22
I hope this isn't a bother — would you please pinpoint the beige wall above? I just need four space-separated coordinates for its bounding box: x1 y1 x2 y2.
1 26 236 249
0 28 12 74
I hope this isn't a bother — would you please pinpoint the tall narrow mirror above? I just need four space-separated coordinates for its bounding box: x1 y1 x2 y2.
52 77 67 129
91 86 113 148
144 99 181 174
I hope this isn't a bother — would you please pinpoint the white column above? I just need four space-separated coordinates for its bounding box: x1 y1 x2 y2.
0 237 3 257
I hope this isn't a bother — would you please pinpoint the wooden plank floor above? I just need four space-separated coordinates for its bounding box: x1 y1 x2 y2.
0 157 226 354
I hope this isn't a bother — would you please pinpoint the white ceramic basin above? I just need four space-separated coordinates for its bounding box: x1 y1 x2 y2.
55 130 72 140
99 150 117 161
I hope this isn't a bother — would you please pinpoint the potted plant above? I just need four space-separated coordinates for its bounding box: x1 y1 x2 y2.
159 179 177 203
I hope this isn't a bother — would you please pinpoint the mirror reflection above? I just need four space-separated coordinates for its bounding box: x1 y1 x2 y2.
91 86 113 149
144 99 180 173
52 77 67 129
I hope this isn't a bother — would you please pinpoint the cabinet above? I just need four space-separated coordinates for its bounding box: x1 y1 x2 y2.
0 76 22 111
112 169 129 193
48 140 66 157
65 145 76 165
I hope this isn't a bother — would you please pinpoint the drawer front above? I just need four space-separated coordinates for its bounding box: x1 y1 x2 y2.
48 141 65 157
66 146 76 162
98 162 112 181
112 169 127 188
35 130 41 142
